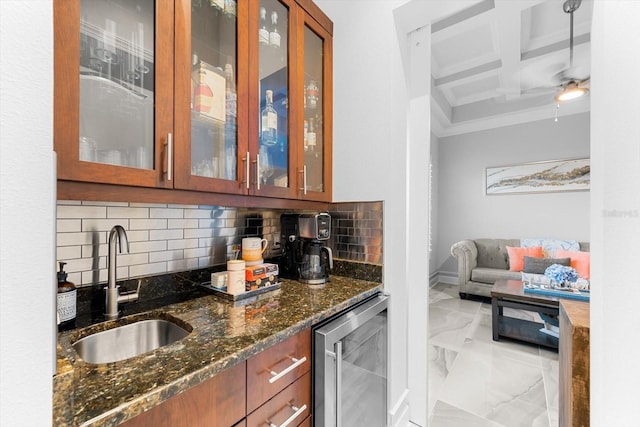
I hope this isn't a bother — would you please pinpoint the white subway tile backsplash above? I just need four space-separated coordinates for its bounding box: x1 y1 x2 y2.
168 258 199 272
57 245 81 261
169 204 199 209
198 257 215 268
67 272 82 286
57 232 97 247
184 247 211 259
58 205 106 219
149 250 184 263
168 219 199 229
116 252 149 267
57 219 82 233
107 207 149 219
149 229 184 241
130 218 167 230
183 228 215 239
125 230 150 242
184 209 213 219
129 240 167 254
82 219 129 232
130 202 168 208
82 243 107 258
56 200 383 287
130 262 167 278
150 208 184 219
167 239 199 250
65 257 104 273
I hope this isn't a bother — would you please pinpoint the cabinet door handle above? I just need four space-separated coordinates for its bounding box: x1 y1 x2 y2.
243 151 250 189
165 133 173 181
298 166 307 195
255 152 261 191
269 404 307 427
268 356 307 384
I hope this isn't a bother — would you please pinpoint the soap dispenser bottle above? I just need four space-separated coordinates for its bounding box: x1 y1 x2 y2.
57 261 77 329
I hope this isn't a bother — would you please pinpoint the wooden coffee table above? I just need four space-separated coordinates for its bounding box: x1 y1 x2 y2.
491 279 560 350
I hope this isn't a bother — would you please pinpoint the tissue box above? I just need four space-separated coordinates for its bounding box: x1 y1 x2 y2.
245 263 279 291
210 271 228 290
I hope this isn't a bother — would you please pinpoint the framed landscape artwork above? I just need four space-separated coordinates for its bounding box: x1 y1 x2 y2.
486 158 590 195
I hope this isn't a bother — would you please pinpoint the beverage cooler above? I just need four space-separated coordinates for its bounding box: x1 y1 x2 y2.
313 294 388 427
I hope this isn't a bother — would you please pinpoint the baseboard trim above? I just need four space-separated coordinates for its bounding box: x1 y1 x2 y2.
431 271 458 285
388 389 410 427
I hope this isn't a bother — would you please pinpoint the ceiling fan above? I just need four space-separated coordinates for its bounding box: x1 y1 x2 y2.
512 0 590 103
553 0 590 102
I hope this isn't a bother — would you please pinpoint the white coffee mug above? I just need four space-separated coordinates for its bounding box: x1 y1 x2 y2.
242 237 268 262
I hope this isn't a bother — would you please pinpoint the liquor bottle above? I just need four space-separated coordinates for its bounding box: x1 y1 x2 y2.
269 11 281 48
307 118 316 151
306 80 319 110
224 0 237 17
259 7 270 46
261 90 278 146
194 69 213 114
303 119 309 151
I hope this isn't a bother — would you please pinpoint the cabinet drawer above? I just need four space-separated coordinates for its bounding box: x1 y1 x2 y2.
246 371 311 427
247 329 311 413
120 361 246 427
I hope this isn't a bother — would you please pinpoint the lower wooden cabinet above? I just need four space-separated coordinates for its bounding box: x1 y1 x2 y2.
120 328 312 427
120 361 246 427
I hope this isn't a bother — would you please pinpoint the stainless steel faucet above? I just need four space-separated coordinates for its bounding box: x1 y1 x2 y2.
105 225 130 319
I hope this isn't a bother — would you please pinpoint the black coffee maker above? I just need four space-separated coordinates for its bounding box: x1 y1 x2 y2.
280 213 333 284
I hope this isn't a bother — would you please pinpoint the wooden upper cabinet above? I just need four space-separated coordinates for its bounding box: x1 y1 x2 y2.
54 0 174 189
54 0 332 201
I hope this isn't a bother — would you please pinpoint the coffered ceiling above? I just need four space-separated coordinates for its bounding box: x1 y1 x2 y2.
430 0 592 137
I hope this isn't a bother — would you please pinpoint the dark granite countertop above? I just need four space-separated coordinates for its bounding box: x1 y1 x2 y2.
54 276 382 426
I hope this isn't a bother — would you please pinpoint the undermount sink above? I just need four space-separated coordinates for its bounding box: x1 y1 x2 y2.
72 318 191 364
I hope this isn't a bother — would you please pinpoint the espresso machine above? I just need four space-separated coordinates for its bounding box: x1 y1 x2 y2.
280 213 333 284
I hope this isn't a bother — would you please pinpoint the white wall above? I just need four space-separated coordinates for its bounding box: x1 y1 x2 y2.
0 0 56 425
436 112 590 276
314 1 416 425
590 1 640 424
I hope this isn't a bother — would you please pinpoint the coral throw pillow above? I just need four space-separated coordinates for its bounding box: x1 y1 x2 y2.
556 250 591 279
506 246 543 272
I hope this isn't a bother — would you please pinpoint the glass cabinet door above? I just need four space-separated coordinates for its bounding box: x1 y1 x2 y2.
78 0 155 170
301 15 331 201
173 0 244 193
255 0 291 196
190 0 237 181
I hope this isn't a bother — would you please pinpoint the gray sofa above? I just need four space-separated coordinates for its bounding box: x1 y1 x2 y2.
450 238 590 299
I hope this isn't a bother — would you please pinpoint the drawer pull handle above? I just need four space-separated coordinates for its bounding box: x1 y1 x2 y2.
268 356 307 384
269 404 307 427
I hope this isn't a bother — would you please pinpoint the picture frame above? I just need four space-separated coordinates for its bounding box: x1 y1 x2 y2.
486 158 590 195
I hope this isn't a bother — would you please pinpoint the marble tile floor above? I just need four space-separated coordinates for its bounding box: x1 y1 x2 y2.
427 283 559 427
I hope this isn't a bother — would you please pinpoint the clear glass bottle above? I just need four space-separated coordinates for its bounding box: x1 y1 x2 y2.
261 90 278 146
307 117 316 151
269 11 281 48
259 7 270 46
224 62 237 179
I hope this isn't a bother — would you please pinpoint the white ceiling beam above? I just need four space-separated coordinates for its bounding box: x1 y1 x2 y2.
494 0 524 100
